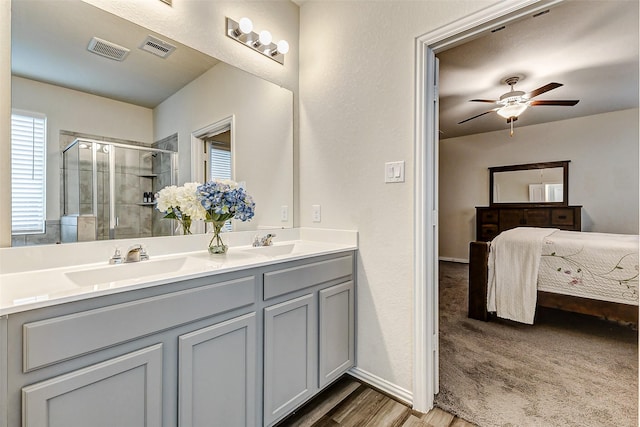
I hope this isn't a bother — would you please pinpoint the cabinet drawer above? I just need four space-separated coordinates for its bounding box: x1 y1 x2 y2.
479 209 499 223
524 209 550 226
479 224 499 241
23 276 256 371
264 255 353 300
551 208 574 226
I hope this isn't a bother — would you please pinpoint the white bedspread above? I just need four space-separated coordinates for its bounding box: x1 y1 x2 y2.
487 227 558 324
538 230 639 305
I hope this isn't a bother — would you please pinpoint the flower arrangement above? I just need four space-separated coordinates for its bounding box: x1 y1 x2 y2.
155 179 255 254
155 182 206 235
197 179 255 254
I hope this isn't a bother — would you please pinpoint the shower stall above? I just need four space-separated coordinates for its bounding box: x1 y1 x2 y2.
62 138 178 243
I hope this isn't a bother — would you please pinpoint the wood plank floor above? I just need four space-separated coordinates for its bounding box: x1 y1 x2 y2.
275 375 476 427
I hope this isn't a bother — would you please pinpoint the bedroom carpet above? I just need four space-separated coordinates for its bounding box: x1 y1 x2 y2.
434 261 638 427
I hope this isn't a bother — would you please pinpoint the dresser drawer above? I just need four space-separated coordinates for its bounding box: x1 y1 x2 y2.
524 209 550 226
479 209 499 223
479 224 499 241
551 208 575 226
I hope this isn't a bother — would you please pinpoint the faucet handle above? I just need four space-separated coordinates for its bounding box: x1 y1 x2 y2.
109 247 123 265
139 245 149 261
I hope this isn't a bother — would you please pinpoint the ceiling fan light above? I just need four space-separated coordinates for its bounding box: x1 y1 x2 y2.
497 103 528 119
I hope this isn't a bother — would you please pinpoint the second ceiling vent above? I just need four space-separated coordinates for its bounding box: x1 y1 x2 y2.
139 35 176 59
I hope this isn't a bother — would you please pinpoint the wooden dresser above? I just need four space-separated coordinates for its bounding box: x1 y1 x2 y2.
475 205 582 241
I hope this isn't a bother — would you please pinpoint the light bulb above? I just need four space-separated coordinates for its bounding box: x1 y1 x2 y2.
259 30 272 46
497 103 527 119
238 17 253 34
276 40 289 54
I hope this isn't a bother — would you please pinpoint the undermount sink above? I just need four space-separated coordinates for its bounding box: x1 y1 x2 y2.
243 243 297 257
65 257 193 286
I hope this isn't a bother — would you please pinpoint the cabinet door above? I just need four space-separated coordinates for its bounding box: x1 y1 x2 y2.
178 313 256 427
264 293 316 426
319 281 355 388
22 344 163 427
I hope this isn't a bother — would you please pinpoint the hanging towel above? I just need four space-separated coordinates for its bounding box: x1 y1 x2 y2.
487 227 558 324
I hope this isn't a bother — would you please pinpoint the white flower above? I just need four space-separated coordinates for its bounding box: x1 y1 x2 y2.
155 185 179 213
177 182 207 220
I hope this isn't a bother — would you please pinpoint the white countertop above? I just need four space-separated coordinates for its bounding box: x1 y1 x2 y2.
0 229 357 315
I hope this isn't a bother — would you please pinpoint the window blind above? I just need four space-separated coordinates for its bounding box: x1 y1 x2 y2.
209 146 231 181
11 111 46 234
209 145 232 231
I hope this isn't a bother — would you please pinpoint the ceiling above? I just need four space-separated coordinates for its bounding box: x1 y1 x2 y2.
437 0 639 140
11 0 219 109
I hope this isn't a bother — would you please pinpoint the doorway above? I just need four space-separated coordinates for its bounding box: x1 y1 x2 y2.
412 0 564 412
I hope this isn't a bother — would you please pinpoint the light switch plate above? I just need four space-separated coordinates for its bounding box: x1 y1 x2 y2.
385 161 405 183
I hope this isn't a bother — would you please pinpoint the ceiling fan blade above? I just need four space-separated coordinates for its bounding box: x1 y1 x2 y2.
470 99 498 103
526 82 563 99
529 100 580 106
458 109 498 124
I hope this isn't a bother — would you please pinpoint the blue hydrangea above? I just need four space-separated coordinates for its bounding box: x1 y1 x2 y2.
196 179 255 223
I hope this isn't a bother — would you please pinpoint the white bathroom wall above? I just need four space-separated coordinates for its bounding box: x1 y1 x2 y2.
298 0 498 397
439 108 640 261
154 61 294 230
11 76 154 220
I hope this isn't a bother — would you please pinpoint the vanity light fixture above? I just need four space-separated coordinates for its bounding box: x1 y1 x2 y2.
226 17 289 65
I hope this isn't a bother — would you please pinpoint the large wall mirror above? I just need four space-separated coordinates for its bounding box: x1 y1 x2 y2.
489 161 570 206
10 0 293 246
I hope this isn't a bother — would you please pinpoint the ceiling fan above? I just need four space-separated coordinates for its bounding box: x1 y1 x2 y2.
458 76 580 136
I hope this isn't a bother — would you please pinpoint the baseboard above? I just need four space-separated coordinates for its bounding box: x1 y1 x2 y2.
439 256 468 264
347 367 413 406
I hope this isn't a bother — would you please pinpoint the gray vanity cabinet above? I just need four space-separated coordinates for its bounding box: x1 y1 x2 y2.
22 344 163 427
262 254 355 426
178 312 256 427
4 272 257 427
318 281 355 388
263 293 316 426
0 250 356 427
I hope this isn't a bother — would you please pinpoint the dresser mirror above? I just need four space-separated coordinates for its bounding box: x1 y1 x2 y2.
489 161 570 206
10 0 293 246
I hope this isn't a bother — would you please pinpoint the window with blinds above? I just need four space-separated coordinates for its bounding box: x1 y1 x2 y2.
204 135 232 231
11 111 46 234
209 147 231 180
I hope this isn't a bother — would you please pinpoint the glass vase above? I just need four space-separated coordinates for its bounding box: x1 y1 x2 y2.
180 216 192 235
208 221 228 254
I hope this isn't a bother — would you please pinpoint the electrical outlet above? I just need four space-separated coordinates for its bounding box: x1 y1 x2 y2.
280 205 289 221
312 204 321 222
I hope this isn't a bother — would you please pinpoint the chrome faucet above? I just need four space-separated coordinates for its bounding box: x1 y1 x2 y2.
253 233 276 247
125 244 149 263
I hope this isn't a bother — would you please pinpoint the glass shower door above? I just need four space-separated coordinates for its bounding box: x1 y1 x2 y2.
110 145 155 240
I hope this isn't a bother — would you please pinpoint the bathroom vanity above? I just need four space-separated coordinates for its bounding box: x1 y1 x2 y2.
0 231 357 427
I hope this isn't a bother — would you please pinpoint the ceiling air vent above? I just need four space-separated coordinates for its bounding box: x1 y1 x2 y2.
87 37 130 61
140 35 176 58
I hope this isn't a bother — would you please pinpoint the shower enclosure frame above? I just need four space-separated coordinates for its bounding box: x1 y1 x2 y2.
63 137 178 241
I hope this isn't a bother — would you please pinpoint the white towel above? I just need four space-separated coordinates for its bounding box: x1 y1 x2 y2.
487 227 558 324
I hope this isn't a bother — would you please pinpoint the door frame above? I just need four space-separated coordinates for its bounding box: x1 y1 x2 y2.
412 0 564 412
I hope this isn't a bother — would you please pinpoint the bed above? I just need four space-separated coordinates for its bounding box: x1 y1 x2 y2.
468 227 639 325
